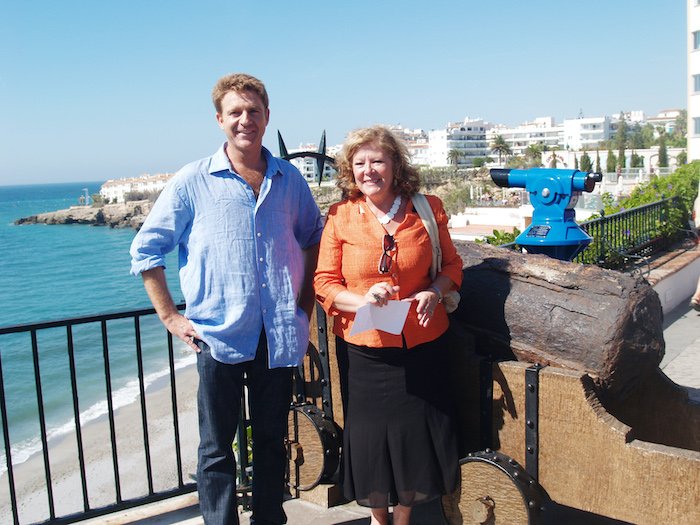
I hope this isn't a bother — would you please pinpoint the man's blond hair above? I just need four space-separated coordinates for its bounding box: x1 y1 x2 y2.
212 73 269 113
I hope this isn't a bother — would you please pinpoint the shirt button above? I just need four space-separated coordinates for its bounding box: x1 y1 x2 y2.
257 232 262 237
261 283 267 288
259 257 264 262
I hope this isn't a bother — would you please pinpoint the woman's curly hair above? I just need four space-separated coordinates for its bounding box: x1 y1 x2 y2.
334 126 421 200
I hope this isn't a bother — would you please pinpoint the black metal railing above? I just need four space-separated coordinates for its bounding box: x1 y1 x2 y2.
497 197 682 272
574 197 678 267
0 306 199 525
1 302 337 525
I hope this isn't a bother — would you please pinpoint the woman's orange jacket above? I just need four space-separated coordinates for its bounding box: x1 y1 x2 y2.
314 194 463 349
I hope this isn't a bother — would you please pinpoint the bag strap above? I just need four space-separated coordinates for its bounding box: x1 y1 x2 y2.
411 193 442 280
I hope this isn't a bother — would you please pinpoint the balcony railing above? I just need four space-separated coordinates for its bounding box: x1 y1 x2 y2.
0 303 336 525
0 306 200 525
574 197 680 268
498 197 685 272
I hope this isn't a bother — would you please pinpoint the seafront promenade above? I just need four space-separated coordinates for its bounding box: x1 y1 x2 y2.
79 250 700 525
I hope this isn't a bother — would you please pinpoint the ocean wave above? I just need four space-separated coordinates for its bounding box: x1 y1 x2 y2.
0 353 196 477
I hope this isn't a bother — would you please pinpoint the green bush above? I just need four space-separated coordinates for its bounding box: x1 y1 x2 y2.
440 186 472 216
479 227 521 246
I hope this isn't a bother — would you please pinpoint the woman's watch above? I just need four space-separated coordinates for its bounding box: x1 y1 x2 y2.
429 286 443 303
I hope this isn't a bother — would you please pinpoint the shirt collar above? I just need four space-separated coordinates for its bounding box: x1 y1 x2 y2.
209 143 284 178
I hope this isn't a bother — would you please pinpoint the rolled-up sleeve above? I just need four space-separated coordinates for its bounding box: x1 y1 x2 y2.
129 180 192 275
430 195 463 289
313 207 346 314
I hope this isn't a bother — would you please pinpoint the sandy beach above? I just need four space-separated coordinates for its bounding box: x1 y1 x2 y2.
0 363 200 525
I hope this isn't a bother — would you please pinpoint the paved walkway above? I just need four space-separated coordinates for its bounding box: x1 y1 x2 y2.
661 295 700 402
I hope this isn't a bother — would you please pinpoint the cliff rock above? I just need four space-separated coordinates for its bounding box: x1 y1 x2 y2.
15 200 153 229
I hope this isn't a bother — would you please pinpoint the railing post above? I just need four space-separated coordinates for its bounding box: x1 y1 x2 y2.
66 324 90 511
166 331 185 488
31 330 56 520
314 307 334 421
101 320 122 504
598 209 606 264
0 350 20 525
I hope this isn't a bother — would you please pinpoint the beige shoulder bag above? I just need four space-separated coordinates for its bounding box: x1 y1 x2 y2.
411 193 461 313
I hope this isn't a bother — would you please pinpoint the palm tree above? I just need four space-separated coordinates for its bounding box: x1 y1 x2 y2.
546 150 564 168
490 135 512 165
447 149 464 172
524 143 544 167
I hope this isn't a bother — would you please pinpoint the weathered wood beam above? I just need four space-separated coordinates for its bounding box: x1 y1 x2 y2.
452 241 664 399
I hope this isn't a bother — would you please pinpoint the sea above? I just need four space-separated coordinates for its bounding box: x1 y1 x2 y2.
0 181 189 476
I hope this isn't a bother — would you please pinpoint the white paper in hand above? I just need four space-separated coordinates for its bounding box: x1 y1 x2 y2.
349 300 411 336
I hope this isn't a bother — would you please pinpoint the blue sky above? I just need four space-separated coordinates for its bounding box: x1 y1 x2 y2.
0 0 687 185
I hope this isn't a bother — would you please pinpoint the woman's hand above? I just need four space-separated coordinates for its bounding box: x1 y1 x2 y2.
365 283 400 307
407 289 441 327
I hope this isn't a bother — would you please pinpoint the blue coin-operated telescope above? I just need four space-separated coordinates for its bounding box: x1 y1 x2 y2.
490 168 603 261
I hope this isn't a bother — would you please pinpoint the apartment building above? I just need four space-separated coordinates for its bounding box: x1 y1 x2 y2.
485 115 615 156
689 0 700 160
428 118 492 168
388 125 431 166
286 143 339 182
646 109 682 135
483 108 683 161
563 116 615 151
486 117 562 156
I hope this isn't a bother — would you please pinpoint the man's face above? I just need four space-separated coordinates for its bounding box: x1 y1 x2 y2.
216 89 270 155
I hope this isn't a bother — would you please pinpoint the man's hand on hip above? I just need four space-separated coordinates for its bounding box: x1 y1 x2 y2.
162 312 201 353
141 267 200 353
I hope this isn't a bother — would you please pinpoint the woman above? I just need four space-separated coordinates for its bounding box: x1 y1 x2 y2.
314 126 462 525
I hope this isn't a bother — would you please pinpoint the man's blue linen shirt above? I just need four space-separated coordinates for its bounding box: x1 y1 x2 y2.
130 145 323 367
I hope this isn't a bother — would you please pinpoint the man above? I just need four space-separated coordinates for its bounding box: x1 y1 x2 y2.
130 73 323 525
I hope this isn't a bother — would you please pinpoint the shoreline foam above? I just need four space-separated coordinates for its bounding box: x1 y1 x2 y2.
0 363 199 525
0 352 196 478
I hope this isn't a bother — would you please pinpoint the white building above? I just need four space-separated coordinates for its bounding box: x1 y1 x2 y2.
287 144 338 182
646 109 682 135
388 125 431 166
485 114 629 158
323 104 683 174
612 110 646 124
100 173 173 203
563 116 616 151
427 117 492 168
689 0 700 160
487 117 562 156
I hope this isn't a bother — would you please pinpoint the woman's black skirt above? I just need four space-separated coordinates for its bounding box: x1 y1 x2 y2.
336 332 458 508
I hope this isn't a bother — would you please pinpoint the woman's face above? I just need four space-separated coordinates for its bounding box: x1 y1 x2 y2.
352 143 395 202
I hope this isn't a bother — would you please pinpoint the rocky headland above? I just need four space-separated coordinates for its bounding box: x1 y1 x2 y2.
13 187 345 230
15 200 154 229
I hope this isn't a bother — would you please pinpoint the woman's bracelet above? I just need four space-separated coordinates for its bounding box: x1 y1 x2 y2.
428 286 443 303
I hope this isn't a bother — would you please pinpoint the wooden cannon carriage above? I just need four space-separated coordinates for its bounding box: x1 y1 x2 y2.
287 241 700 525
